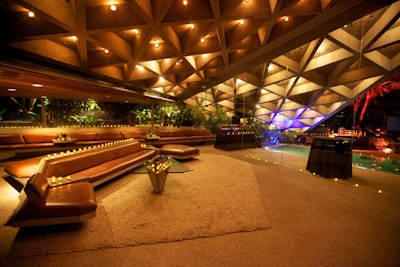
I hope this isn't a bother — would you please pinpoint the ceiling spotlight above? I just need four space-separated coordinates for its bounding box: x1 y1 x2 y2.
189 24 195 30
201 37 205 43
104 49 110 54
244 0 250 2
284 16 289 22
154 42 159 48
28 11 35 17
132 29 139 35
7 88 17 92
183 0 188 6
110 5 117 11
239 19 245 25
32 83 43 87
71 36 77 41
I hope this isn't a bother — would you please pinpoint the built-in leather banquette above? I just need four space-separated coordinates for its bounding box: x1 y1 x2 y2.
11 172 97 226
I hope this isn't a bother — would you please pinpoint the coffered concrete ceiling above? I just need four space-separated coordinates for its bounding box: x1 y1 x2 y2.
0 0 399 130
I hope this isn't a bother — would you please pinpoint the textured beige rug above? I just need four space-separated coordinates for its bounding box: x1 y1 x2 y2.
7 153 271 259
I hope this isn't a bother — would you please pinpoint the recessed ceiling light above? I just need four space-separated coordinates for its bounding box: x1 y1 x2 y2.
7 88 17 92
32 83 43 87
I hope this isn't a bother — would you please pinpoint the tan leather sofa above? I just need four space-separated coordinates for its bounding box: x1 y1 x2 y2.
4 140 156 188
4 140 156 227
10 172 97 227
0 127 215 151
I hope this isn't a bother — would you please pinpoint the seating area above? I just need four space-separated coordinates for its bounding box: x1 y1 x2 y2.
0 126 211 227
3 139 157 227
0 126 215 152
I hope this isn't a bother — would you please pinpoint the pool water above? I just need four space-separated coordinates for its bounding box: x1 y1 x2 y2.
352 153 400 175
264 145 400 176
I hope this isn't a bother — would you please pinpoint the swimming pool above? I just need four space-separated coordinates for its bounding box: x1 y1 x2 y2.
264 145 400 175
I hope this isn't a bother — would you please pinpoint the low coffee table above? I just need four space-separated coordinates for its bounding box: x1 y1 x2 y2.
160 144 200 159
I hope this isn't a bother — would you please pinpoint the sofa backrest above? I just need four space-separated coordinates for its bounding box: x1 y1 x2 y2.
96 132 124 140
69 132 98 141
43 141 143 177
23 134 59 143
121 131 145 139
0 134 26 144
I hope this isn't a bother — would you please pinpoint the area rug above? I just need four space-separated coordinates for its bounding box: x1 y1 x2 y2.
131 160 193 173
7 153 271 259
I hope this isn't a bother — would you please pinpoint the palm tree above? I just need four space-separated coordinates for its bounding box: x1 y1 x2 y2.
356 72 400 124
